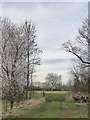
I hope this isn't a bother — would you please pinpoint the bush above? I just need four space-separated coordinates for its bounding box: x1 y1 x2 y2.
45 93 66 102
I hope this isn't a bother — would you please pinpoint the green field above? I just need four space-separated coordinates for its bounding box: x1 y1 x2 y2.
3 91 88 119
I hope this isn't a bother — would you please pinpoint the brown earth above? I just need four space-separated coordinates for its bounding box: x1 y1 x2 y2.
19 97 45 109
3 97 45 117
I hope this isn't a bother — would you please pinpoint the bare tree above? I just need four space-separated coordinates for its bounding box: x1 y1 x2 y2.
63 18 90 95
1 18 26 109
45 73 62 91
22 21 42 99
63 19 90 65
0 17 42 112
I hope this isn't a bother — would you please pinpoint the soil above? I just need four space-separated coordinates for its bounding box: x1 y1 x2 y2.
3 97 45 117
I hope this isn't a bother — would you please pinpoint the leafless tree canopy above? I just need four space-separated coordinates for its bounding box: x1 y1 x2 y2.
63 19 89 94
45 73 62 91
63 19 90 65
0 18 42 109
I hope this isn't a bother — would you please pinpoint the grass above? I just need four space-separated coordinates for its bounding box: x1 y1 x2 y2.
7 101 88 119
29 90 68 99
3 91 88 119
34 90 68 102
45 91 66 102
34 90 68 99
34 91 42 99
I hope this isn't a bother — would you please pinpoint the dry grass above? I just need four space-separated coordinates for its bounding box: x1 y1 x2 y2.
20 97 45 109
3 97 45 118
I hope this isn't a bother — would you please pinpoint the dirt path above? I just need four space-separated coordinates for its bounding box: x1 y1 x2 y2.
19 97 45 109
3 97 45 117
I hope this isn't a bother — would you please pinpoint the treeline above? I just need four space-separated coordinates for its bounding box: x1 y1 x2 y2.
26 84 68 91
0 18 42 111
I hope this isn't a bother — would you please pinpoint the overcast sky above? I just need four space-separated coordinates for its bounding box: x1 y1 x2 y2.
1 2 88 84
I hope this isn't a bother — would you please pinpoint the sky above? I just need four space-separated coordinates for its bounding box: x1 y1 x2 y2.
0 0 90 2
1 2 88 84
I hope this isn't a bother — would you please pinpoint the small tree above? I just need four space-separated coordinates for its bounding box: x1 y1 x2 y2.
45 73 62 91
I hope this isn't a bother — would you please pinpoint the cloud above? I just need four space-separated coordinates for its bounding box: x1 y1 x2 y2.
43 58 70 64
0 3 2 16
41 47 76 61
1 2 88 84
34 68 71 84
1 0 89 2
2 2 88 48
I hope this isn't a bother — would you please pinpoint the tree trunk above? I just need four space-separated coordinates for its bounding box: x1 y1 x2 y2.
26 36 30 99
10 98 14 109
31 73 33 99
5 99 8 112
51 87 53 92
